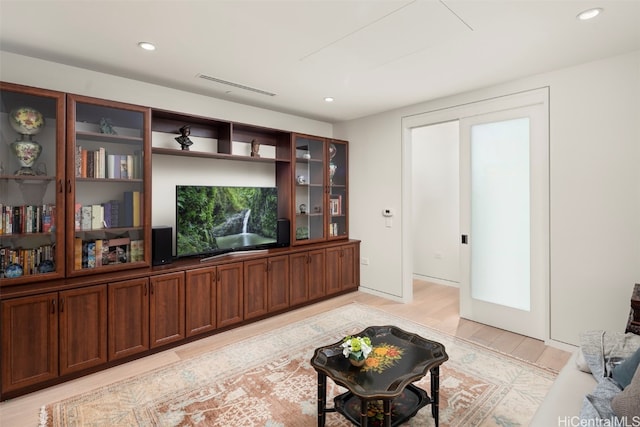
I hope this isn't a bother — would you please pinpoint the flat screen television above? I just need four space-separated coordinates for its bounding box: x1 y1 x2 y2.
176 185 278 258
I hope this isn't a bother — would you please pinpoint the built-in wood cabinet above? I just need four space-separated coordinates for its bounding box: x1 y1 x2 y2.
109 273 185 357
326 243 358 295
150 272 185 348
267 255 290 312
59 285 107 376
108 277 150 360
185 267 217 337
0 241 358 399
0 82 358 401
292 134 349 245
244 255 289 320
66 95 151 277
0 83 66 285
216 262 244 329
1 293 58 393
1 285 107 393
290 249 325 306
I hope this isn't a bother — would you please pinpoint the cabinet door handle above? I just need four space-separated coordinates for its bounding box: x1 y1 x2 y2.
67 179 72 193
150 283 154 295
51 298 56 314
58 179 63 193
59 297 64 313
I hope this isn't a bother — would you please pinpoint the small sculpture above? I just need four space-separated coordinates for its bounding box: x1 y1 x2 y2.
250 139 260 158
175 125 193 151
99 118 117 135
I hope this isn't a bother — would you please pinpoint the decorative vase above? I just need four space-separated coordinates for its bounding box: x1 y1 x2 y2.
11 137 43 175
9 107 45 136
329 162 337 185
8 107 45 176
349 354 367 367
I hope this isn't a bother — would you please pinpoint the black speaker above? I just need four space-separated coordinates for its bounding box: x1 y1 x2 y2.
152 226 173 266
276 218 290 247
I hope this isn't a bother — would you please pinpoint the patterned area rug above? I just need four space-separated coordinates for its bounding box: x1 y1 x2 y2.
41 303 557 426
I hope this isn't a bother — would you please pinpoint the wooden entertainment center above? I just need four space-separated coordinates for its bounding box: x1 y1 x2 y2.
0 82 359 400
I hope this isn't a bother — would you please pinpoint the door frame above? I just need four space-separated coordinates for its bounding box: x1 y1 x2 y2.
401 87 550 339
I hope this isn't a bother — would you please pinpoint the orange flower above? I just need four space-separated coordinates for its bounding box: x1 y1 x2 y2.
386 348 400 357
374 347 388 356
365 357 379 367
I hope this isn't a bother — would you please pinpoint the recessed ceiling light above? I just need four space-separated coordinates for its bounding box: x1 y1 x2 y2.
577 8 603 21
138 42 156 51
324 97 335 102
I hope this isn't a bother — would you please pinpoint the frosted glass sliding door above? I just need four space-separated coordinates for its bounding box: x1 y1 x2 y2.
470 118 530 311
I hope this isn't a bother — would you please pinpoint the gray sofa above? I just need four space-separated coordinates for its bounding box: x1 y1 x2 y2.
530 350 596 426
532 331 640 427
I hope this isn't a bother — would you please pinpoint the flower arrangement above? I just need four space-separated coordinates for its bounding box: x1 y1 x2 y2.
341 335 373 363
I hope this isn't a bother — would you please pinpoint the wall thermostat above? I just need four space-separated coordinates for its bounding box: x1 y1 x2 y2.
382 208 394 217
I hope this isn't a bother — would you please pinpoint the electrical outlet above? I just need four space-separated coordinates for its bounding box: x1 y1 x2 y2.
360 257 370 265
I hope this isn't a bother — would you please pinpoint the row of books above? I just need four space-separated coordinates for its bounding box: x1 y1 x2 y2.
0 245 55 277
74 237 143 269
74 191 142 231
0 204 55 235
75 146 142 180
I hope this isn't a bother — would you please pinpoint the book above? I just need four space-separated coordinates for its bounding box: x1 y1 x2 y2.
81 206 92 230
120 157 128 179
42 205 53 233
127 155 134 180
107 154 116 179
123 191 134 227
132 191 141 227
102 201 112 228
81 149 88 177
74 238 83 270
74 203 82 230
95 239 103 267
109 200 120 228
91 204 104 229
86 241 96 268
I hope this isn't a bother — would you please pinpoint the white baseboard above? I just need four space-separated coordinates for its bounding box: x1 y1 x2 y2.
412 274 459 288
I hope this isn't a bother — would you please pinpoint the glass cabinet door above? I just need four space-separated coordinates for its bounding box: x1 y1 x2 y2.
327 139 348 240
293 135 326 243
0 83 66 284
67 95 150 276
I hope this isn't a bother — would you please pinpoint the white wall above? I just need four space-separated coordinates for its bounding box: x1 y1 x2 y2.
411 122 459 284
335 50 640 346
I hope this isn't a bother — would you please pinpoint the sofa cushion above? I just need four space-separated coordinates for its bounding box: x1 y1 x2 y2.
611 364 640 419
612 346 640 388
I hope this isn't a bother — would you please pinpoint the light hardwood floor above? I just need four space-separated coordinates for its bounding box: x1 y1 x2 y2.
0 280 571 426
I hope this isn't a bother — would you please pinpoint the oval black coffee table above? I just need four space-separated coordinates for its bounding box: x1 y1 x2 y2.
310 325 448 427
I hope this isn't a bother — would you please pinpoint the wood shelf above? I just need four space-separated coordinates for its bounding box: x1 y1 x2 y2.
151 147 290 163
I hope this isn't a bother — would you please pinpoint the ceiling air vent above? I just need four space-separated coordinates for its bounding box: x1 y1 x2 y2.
197 74 276 97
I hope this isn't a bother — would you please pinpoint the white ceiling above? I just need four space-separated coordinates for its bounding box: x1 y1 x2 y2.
1 0 639 123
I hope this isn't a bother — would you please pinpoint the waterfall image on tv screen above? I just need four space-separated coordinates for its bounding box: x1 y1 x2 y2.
176 185 278 257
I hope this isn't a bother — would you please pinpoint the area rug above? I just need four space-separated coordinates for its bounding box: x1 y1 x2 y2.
41 303 557 426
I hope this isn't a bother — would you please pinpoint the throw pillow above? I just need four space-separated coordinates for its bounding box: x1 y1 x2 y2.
612 346 640 389
611 364 640 419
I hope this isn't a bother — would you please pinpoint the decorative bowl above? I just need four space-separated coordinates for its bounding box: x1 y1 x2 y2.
37 260 55 273
5 263 24 278
9 107 45 136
